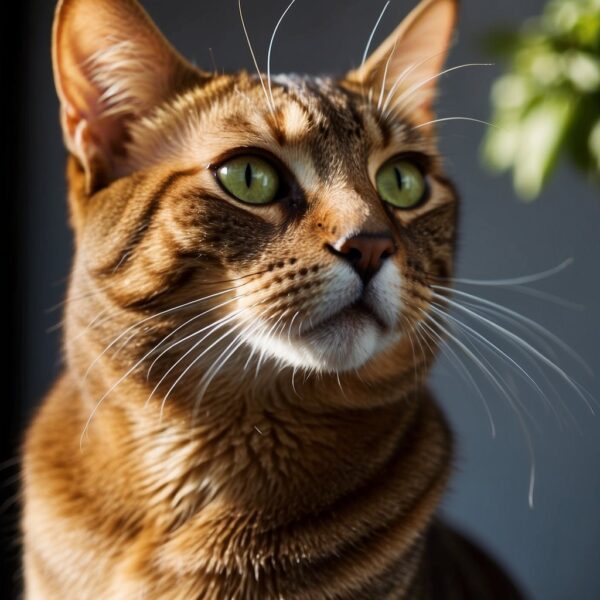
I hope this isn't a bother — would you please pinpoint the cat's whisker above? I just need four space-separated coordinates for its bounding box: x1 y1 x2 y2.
383 62 492 119
266 0 297 110
88 269 274 352
360 1 391 106
433 284 592 375
421 307 537 507
420 318 496 437
461 300 562 365
508 285 584 311
415 319 437 359
404 327 420 390
431 292 596 414
335 371 347 398
84 292 237 383
150 305 255 413
191 311 271 423
242 311 281 372
238 0 276 118
378 49 446 121
422 308 535 427
429 302 566 427
160 311 259 421
290 365 301 399
112 325 153 359
45 281 114 313
411 116 498 130
443 258 574 287
432 300 580 430
367 86 374 107
80 293 261 447
144 286 261 380
287 310 300 345
377 35 399 110
411 320 430 367
83 278 260 382
254 310 288 378
68 309 110 344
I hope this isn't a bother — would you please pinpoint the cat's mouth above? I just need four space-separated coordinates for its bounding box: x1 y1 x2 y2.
299 299 390 338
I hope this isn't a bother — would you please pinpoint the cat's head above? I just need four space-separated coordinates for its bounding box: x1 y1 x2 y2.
54 0 458 396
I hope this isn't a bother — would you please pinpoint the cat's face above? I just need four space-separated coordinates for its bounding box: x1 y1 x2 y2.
55 0 458 387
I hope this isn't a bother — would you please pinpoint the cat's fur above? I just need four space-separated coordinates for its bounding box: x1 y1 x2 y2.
22 0 523 597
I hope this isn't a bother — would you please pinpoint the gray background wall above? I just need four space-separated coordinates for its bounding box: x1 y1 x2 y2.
15 1 600 598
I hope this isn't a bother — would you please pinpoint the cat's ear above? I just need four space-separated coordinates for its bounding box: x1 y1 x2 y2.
345 0 458 124
52 0 203 192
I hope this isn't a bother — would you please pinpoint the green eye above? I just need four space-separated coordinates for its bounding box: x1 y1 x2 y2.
216 155 279 204
376 159 427 209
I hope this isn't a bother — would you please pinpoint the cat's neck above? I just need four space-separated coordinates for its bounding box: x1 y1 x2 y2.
77 364 452 595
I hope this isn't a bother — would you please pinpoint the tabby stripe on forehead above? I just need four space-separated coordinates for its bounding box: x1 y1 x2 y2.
105 166 201 275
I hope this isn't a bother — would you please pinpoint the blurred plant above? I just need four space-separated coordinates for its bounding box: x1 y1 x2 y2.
482 0 600 199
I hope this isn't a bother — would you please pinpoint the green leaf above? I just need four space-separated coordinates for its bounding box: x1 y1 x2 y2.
513 96 575 199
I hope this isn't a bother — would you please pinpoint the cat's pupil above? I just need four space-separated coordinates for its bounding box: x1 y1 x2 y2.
245 163 252 188
394 166 403 189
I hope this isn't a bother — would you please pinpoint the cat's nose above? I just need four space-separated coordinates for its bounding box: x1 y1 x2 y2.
329 233 396 284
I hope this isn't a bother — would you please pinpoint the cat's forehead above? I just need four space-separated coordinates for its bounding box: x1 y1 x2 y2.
128 72 434 182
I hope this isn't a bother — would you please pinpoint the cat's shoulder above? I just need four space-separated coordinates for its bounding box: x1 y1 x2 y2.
424 520 526 600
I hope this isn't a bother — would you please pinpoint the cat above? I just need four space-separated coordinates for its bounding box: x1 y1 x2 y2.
22 0 524 598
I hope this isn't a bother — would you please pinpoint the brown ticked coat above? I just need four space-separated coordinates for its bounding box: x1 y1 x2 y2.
22 0 523 598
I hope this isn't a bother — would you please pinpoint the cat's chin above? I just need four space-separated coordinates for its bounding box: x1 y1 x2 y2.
246 307 393 373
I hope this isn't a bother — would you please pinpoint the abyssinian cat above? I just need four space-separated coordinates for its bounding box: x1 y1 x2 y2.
22 0 524 597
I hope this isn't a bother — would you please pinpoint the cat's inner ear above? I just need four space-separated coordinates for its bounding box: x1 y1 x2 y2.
345 0 458 126
52 0 204 192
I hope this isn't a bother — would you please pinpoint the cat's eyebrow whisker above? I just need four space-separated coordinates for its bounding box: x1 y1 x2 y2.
267 0 297 110
433 284 592 375
377 34 399 111
360 1 391 106
238 0 276 118
411 116 498 131
421 307 538 507
431 292 597 414
378 49 446 120
383 62 492 119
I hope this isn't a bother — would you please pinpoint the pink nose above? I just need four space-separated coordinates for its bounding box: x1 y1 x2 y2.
332 234 396 284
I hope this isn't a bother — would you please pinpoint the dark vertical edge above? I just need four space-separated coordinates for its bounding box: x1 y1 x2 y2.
1 1 29 597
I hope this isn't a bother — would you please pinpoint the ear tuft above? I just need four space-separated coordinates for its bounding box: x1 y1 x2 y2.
346 0 458 125
53 0 204 192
